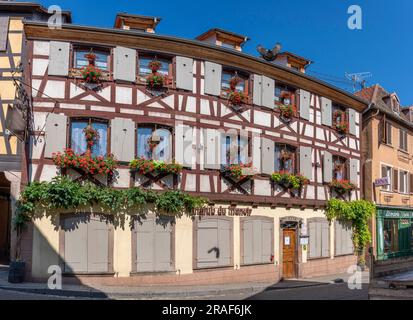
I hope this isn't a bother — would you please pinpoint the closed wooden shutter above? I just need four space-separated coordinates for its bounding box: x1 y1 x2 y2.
87 216 110 272
44 113 67 158
113 46 136 82
154 217 173 272
393 168 399 192
261 138 274 175
300 146 312 180
175 124 193 167
308 222 318 258
335 220 353 256
386 122 392 144
378 116 385 144
204 128 221 169
321 221 330 257
348 109 357 136
323 151 333 183
321 97 332 126
175 56 193 91
299 89 310 120
136 218 155 272
242 221 253 265
349 159 359 186
197 218 219 268
261 220 273 263
0 17 9 52
252 134 261 173
217 218 232 267
63 215 88 273
110 118 135 162
253 74 262 106
204 62 222 96
261 76 275 109
49 41 70 76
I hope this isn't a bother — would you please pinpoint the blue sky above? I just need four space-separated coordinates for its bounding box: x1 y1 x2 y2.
37 0 412 104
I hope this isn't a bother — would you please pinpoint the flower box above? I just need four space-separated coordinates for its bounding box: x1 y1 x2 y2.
279 104 297 122
52 148 118 177
129 158 183 175
221 163 255 180
329 179 356 194
333 111 349 135
271 172 309 190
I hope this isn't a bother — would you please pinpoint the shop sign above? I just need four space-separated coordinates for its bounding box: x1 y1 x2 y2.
380 209 413 219
374 177 390 187
193 206 252 217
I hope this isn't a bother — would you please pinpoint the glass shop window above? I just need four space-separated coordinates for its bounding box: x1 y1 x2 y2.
383 219 399 255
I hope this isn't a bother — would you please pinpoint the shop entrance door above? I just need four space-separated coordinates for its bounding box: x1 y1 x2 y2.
282 228 296 278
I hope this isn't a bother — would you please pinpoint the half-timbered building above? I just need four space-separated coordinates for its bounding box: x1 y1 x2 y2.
18 11 367 285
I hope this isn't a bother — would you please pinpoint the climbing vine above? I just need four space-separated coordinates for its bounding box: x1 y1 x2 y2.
325 199 376 263
14 176 207 229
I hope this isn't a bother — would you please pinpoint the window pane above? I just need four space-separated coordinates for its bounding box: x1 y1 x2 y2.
75 51 108 71
139 57 170 77
137 127 153 159
221 135 231 165
153 129 171 161
239 136 248 164
274 145 281 172
91 122 107 157
71 121 88 154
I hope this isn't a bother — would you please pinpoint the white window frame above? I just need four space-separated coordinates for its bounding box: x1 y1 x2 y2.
381 164 392 192
399 170 408 194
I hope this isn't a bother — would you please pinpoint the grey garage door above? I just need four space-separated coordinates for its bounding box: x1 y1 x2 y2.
134 216 174 272
242 217 273 265
196 217 232 269
62 214 112 273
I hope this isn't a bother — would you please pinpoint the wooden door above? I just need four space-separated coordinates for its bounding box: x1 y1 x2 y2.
282 228 296 278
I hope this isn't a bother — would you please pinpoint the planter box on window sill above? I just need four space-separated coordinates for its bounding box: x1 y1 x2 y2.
69 68 111 82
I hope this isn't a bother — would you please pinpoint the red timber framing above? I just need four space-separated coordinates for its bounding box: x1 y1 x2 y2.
22 24 365 209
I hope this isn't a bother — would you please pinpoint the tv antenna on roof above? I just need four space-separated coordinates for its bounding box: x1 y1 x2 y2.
345 72 373 92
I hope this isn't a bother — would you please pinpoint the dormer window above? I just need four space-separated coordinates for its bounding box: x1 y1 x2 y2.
195 28 249 52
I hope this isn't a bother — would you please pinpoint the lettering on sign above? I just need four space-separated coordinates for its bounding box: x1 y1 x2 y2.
374 177 390 187
193 206 252 217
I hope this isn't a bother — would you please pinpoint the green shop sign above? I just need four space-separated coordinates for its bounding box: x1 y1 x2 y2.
378 209 413 219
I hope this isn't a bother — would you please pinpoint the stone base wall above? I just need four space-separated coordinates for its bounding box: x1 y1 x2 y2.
299 255 357 278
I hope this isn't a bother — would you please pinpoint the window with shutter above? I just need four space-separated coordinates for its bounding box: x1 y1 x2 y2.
138 55 172 85
382 165 392 191
241 217 273 265
137 125 172 162
274 144 296 174
261 138 275 175
399 170 408 194
399 129 408 152
332 155 347 180
299 146 312 180
70 118 108 157
308 219 330 259
221 69 248 98
385 122 392 145
73 48 110 71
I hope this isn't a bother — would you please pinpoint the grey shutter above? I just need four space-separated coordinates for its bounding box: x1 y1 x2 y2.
261 220 273 263
299 89 310 120
321 221 330 258
309 222 317 259
323 151 333 183
349 159 358 186
136 218 154 272
252 135 261 173
334 220 342 256
252 220 262 264
154 218 173 271
261 76 275 109
261 138 274 175
0 17 9 52
87 217 109 272
63 216 88 273
175 124 193 168
175 56 193 91
48 41 70 76
242 220 253 265
348 108 357 135
300 146 312 180
204 128 221 169
253 74 262 106
204 61 222 96
229 134 238 164
113 46 136 82
217 218 232 267
197 218 219 268
321 97 332 126
345 223 354 255
110 118 135 162
44 113 67 158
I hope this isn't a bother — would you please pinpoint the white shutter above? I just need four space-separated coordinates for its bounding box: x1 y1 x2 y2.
113 46 136 82
110 118 135 162
299 146 312 180
321 97 332 126
323 151 333 183
253 74 262 106
204 61 222 96
175 124 193 168
261 76 275 109
252 134 261 173
48 41 70 76
299 89 310 120
261 138 274 175
0 17 9 52
348 108 357 136
204 128 221 169
44 113 67 158
175 56 193 91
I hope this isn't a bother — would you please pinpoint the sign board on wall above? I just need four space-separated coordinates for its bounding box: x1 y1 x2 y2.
374 177 390 187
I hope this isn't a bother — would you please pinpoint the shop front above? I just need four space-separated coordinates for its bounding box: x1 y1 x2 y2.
376 206 413 261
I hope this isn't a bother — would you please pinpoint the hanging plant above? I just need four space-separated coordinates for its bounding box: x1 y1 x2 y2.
129 158 183 175
81 65 102 84
279 104 296 119
84 52 97 65
228 91 248 106
83 125 100 149
329 179 356 194
333 110 349 135
271 171 309 190
52 148 118 177
146 73 165 89
148 60 162 73
326 199 376 266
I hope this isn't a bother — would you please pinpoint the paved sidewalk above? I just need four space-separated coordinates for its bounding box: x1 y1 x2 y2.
0 264 369 299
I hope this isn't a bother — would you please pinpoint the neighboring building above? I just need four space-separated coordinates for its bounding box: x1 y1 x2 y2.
17 9 366 284
0 1 70 264
358 84 413 261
